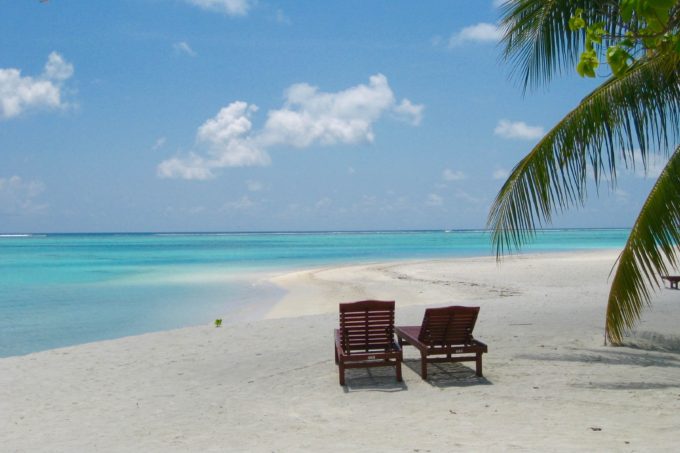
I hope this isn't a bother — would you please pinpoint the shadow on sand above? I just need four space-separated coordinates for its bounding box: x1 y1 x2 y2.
402 359 492 388
623 331 680 354
516 346 680 390
342 367 408 393
516 347 680 368
571 381 680 390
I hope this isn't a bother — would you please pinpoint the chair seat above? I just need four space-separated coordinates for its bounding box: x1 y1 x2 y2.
395 326 487 353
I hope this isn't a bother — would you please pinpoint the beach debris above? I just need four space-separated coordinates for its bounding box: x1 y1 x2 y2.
214 318 222 328
589 427 602 431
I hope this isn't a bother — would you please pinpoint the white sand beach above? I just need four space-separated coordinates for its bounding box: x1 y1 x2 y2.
2 250 680 451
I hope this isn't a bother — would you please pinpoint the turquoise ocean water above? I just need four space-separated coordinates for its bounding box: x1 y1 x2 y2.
0 229 628 357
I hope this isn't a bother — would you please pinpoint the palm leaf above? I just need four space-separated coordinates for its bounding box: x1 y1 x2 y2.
606 145 680 344
499 0 625 90
488 52 680 256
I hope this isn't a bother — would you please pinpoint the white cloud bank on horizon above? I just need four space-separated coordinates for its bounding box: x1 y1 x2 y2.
185 0 253 16
449 22 502 47
0 52 74 120
158 74 424 180
494 119 544 140
0 175 47 215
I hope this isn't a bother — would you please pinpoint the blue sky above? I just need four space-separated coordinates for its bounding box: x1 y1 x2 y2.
0 0 662 233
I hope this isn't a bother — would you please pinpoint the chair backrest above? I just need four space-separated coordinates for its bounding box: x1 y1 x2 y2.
339 300 396 353
417 306 480 346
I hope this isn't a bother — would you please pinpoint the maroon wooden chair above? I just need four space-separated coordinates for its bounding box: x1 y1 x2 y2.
395 306 487 380
334 300 403 386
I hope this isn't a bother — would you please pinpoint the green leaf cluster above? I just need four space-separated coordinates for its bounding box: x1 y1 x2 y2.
569 0 678 78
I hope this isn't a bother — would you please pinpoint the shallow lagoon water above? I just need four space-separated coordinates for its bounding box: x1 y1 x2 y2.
0 229 628 357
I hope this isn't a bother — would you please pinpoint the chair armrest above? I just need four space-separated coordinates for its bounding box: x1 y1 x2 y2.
334 329 346 358
390 339 402 352
472 339 488 351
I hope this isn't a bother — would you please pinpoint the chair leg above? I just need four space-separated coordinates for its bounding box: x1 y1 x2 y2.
420 352 428 380
396 360 403 382
339 362 345 386
475 353 483 377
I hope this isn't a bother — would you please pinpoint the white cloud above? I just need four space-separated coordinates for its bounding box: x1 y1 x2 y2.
274 9 291 25
188 206 206 215
493 168 509 180
449 23 502 47
0 175 47 215
494 119 544 140
197 101 256 144
454 189 485 204
157 153 216 180
246 180 263 191
0 52 74 120
260 74 421 148
185 0 253 16
173 41 197 57
591 152 665 183
158 74 423 179
315 197 332 209
393 99 424 126
443 168 466 181
197 102 270 167
614 188 629 203
633 152 667 178
43 52 74 81
221 195 255 210
152 137 167 150
426 193 444 207
158 102 270 179
493 0 507 7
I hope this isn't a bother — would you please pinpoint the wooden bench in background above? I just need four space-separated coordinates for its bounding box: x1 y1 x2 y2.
661 275 680 289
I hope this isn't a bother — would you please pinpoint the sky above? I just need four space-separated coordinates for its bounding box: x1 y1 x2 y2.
0 0 665 233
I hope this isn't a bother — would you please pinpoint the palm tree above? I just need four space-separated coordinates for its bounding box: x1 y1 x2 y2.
488 0 680 344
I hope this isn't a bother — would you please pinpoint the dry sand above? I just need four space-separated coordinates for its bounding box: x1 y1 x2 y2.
2 250 680 451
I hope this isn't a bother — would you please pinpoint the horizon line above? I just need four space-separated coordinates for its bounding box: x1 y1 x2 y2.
0 227 632 236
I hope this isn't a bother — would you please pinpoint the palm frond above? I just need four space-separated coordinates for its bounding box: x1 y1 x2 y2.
488 53 680 256
499 0 626 90
606 145 680 344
